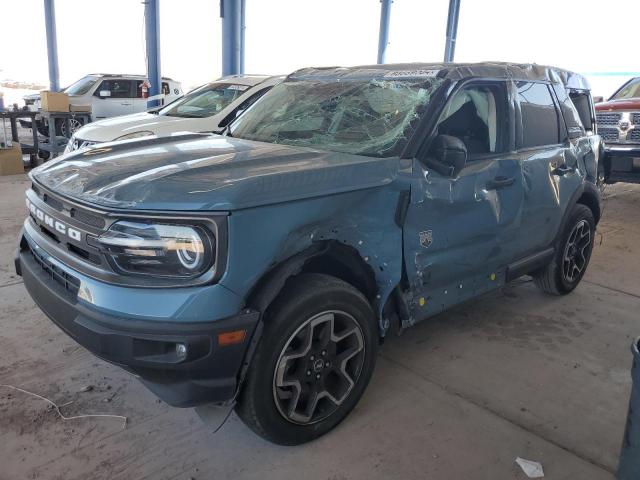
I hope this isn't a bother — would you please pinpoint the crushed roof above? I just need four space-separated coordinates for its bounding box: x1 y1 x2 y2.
288 62 590 90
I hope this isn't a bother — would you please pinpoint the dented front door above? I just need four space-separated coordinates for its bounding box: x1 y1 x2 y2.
403 157 524 322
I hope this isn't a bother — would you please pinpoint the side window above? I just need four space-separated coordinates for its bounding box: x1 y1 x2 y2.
434 82 508 157
96 79 134 99
134 81 170 98
569 90 595 133
517 82 560 148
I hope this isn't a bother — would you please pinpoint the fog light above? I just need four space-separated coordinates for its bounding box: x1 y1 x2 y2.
176 343 188 360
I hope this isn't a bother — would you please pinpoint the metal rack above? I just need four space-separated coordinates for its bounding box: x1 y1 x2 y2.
0 110 91 165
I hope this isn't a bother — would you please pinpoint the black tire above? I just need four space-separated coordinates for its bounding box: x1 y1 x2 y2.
236 273 378 445
55 117 84 137
533 204 595 295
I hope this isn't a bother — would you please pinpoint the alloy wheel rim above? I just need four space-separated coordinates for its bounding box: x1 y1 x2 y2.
273 310 365 425
61 119 82 136
562 219 591 282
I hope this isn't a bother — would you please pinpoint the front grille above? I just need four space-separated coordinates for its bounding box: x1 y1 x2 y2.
599 128 619 142
596 112 622 126
630 129 640 141
70 208 105 229
43 193 63 211
27 241 80 296
31 183 105 230
632 113 640 126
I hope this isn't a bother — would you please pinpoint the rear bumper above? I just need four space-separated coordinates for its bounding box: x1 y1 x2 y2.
16 232 260 407
603 145 640 184
605 144 640 157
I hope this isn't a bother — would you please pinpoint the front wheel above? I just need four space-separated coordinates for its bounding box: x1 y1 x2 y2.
236 273 378 445
533 204 595 295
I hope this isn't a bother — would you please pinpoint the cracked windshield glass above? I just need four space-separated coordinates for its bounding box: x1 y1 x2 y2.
229 75 444 157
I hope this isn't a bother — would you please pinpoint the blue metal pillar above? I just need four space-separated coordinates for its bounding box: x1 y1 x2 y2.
444 0 461 62
377 0 392 64
220 0 244 76
144 0 162 108
240 0 246 74
44 0 60 92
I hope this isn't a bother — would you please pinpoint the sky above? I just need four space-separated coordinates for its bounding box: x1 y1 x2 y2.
2 0 639 104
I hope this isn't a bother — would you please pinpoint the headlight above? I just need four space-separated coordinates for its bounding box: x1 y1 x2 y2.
64 136 74 154
97 221 214 278
114 131 155 141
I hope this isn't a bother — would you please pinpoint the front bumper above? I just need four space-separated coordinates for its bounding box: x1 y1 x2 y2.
16 231 260 407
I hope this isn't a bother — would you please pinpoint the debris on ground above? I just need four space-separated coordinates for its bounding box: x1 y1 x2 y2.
0 383 127 429
515 457 544 478
79 385 94 393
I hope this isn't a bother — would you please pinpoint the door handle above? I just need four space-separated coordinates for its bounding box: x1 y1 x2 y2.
552 164 574 176
486 176 515 190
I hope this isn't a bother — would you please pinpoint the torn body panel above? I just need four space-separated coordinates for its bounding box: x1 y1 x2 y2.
223 185 405 334
402 158 521 323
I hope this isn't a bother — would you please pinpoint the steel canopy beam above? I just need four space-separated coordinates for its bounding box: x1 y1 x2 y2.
44 0 60 92
221 0 245 76
444 0 461 62
144 0 162 108
376 0 392 64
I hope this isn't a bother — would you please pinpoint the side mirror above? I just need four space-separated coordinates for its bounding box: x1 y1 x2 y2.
593 96 604 104
430 134 467 177
98 90 111 98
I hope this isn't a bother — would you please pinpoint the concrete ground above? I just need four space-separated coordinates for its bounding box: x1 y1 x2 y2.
0 173 638 480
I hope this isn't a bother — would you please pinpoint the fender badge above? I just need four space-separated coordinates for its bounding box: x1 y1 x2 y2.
419 230 433 248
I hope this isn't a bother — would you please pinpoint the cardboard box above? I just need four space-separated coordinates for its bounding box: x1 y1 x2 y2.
70 104 91 112
0 144 24 175
40 90 69 112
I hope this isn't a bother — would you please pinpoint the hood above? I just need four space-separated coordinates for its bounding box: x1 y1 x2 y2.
31 134 399 211
595 98 640 111
75 112 216 142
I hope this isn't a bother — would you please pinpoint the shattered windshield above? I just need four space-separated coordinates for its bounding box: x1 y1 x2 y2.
229 76 444 157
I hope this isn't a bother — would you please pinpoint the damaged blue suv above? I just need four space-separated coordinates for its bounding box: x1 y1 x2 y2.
16 62 602 445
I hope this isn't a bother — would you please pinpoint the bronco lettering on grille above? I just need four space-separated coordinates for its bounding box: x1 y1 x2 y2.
26 198 82 242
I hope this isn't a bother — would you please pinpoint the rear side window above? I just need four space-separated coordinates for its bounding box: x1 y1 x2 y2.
517 82 560 148
569 90 595 133
135 81 172 98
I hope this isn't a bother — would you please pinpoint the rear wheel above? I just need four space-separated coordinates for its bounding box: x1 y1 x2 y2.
236 273 377 445
533 204 595 295
55 117 84 137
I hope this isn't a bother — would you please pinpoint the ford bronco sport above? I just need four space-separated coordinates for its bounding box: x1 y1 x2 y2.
16 62 602 445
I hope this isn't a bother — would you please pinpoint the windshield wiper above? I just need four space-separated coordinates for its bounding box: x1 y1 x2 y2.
165 113 202 118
